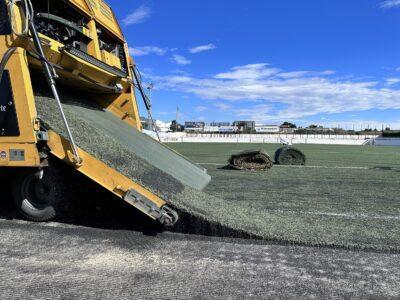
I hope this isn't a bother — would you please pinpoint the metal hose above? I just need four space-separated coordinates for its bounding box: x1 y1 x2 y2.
0 47 17 84
7 0 33 37
1 0 33 81
4 0 82 165
25 0 82 165
131 65 161 142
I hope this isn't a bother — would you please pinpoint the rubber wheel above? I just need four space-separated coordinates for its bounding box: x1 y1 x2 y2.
12 168 69 222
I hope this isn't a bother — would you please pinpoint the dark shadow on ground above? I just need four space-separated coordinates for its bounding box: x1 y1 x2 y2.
218 165 232 170
217 165 268 172
372 166 400 172
0 166 162 236
0 192 17 221
0 161 251 240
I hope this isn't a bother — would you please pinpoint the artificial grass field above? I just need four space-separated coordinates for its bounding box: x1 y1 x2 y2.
168 143 400 251
34 85 400 251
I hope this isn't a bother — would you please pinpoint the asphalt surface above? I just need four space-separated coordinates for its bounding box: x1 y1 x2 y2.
1 218 400 299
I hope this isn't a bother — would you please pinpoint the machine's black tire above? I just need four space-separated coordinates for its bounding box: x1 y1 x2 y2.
274 147 306 165
12 166 71 222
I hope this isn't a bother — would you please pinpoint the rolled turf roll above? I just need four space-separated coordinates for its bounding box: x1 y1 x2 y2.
228 150 273 171
274 146 306 165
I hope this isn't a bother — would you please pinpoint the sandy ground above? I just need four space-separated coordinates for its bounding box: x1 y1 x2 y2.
0 218 399 299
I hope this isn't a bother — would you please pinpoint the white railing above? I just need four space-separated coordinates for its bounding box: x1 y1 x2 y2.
158 133 379 145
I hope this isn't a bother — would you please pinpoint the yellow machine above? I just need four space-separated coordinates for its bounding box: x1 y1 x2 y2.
0 0 210 225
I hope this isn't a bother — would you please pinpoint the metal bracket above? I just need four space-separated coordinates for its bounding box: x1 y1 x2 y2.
61 46 127 78
33 118 40 131
36 131 49 141
124 189 179 226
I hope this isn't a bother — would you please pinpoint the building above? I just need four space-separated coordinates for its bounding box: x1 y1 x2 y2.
140 117 152 131
219 126 238 133
255 125 280 133
279 124 296 133
154 120 172 133
233 121 255 133
141 117 172 132
184 121 205 132
203 126 220 133
294 126 335 134
210 122 231 127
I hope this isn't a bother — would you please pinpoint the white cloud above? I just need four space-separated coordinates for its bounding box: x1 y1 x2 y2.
214 103 230 111
215 63 280 80
170 69 190 76
380 0 400 8
195 106 208 112
150 63 400 123
171 54 192 65
386 78 400 85
155 111 171 116
277 70 335 79
122 5 151 26
129 46 167 57
235 104 273 120
189 44 216 54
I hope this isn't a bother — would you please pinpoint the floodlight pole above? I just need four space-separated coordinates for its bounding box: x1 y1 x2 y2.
146 83 161 142
147 83 154 130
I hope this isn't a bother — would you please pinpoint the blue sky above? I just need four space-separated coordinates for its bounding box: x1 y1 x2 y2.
108 0 400 129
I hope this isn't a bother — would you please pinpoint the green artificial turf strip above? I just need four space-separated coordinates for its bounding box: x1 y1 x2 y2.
34 91 210 192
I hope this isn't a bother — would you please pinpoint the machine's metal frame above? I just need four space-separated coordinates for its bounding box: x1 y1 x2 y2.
0 0 177 225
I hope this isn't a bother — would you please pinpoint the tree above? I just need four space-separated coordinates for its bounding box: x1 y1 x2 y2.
170 120 184 132
170 120 178 132
281 122 297 128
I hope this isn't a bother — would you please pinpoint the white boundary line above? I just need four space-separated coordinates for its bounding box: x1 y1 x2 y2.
270 209 400 221
199 162 369 170
275 165 369 170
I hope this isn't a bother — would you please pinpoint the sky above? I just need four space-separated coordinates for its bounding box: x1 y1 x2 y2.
107 0 400 129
